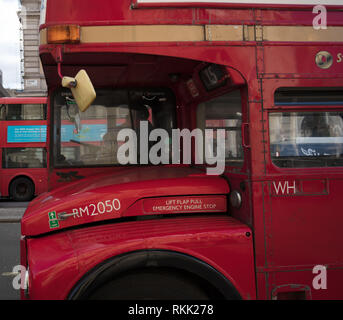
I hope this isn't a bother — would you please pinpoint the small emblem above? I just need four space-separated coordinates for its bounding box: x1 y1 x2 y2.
49 220 60 229
315 51 333 69
48 211 57 220
48 211 60 229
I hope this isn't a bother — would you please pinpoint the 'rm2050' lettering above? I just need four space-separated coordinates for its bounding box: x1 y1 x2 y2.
72 199 121 219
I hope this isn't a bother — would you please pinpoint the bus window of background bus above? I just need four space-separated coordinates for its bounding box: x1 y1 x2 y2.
0 104 46 120
197 90 243 167
270 88 343 168
52 88 176 167
2 147 47 169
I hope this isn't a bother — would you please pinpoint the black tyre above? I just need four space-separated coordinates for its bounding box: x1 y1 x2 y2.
10 177 35 201
88 268 211 300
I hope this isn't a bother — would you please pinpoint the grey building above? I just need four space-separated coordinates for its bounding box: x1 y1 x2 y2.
0 70 9 97
17 0 47 96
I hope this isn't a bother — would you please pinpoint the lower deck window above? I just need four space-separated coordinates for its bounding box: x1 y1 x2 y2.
270 112 343 168
2 148 47 168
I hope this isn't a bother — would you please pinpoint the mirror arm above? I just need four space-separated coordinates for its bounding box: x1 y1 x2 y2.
52 46 64 79
57 62 63 79
58 61 77 88
55 50 76 87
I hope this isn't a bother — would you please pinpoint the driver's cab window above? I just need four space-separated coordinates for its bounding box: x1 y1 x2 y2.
197 90 243 167
56 95 130 166
53 89 175 167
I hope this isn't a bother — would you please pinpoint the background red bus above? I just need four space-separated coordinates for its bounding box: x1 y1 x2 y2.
0 97 48 201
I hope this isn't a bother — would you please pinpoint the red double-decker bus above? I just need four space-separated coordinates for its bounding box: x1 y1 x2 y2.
0 97 48 201
20 0 343 300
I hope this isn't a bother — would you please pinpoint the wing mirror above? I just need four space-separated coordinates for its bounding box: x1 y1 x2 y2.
61 69 96 112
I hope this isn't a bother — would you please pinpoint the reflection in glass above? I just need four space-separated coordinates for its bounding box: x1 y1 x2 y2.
270 112 343 168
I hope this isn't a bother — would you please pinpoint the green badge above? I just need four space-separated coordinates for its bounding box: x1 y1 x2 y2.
48 211 57 220
49 219 60 229
48 211 60 229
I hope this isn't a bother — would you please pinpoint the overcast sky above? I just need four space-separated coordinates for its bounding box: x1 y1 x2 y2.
0 0 21 89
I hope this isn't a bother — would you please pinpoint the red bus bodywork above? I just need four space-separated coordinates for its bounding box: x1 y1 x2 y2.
0 97 48 200
21 0 343 300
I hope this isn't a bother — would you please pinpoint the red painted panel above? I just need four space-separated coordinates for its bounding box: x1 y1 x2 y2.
264 46 343 76
21 167 230 236
25 233 79 299
267 177 343 266
43 0 343 27
25 215 255 300
269 268 343 299
301 179 327 194
43 0 254 27
0 98 47 105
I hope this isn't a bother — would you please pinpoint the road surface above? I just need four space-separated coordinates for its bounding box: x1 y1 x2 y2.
0 201 28 300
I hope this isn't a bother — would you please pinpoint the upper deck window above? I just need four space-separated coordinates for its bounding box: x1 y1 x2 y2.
0 104 47 121
275 88 343 106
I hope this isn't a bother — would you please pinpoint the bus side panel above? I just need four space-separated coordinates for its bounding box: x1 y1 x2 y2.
26 216 256 300
259 74 343 299
269 268 343 300
256 272 268 300
260 176 343 299
263 46 343 76
253 177 343 299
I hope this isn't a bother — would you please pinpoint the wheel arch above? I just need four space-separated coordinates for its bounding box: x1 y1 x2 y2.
67 249 242 300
